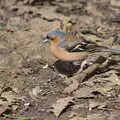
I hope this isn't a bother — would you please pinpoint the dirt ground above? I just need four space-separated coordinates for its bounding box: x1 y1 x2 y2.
0 0 120 120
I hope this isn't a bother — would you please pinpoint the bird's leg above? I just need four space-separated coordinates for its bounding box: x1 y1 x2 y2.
73 60 89 73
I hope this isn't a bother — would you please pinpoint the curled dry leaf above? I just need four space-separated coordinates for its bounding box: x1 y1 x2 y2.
51 97 73 117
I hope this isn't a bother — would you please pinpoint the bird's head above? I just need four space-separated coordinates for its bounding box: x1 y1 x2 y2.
42 29 65 43
42 25 77 48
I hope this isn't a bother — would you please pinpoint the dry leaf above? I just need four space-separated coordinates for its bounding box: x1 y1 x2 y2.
51 97 73 117
95 86 112 95
1 91 18 102
1 91 24 103
103 71 120 86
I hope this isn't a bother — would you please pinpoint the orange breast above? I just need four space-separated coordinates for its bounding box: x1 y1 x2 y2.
49 43 88 61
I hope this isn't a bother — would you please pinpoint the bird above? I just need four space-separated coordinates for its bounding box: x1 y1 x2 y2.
42 22 89 76
43 19 120 62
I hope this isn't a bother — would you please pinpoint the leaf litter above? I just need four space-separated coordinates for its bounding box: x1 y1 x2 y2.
51 97 74 117
0 86 24 116
0 0 120 120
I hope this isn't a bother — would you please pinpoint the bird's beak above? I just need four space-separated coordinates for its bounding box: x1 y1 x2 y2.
42 38 49 43
40 34 50 43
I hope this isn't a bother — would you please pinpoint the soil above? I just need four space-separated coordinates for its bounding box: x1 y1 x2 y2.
0 0 120 120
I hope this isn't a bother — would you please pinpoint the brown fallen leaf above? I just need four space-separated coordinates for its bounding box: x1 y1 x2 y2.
51 97 73 117
94 85 113 95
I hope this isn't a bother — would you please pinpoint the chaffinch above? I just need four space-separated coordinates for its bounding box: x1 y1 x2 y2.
43 21 120 63
43 21 88 63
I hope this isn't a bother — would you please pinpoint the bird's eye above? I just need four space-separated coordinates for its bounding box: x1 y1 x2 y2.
46 36 49 39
